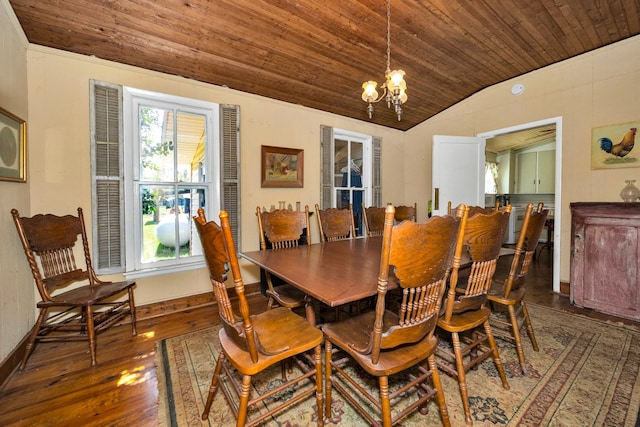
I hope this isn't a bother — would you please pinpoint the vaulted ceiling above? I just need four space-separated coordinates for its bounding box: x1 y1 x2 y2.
8 0 640 131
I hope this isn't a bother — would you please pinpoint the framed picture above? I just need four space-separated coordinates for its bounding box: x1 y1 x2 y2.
0 107 27 182
261 145 304 188
591 120 639 169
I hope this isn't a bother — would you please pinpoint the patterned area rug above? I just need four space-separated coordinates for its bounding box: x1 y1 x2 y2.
156 304 640 426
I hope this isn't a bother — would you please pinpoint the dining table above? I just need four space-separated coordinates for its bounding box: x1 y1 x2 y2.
243 237 390 308
242 236 515 325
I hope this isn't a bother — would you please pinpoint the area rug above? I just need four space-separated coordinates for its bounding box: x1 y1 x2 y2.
156 304 640 426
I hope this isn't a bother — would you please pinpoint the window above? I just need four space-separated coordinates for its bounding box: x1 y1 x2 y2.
485 161 499 194
90 81 240 277
320 126 380 236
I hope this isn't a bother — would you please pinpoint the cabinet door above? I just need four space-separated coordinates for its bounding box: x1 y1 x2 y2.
538 150 555 193
516 152 536 193
572 216 640 319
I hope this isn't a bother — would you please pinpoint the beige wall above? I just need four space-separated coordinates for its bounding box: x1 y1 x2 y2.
406 34 640 286
24 46 405 307
0 0 31 365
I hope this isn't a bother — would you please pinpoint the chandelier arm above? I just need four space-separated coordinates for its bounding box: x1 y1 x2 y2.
369 86 389 104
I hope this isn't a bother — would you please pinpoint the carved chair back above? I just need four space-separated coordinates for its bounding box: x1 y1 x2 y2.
194 208 260 363
499 203 548 299
12 207 98 301
315 203 356 242
257 206 311 250
393 203 417 222
364 205 462 364
442 204 512 322
362 204 386 237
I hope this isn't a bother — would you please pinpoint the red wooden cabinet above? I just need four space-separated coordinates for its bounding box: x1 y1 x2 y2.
570 202 640 321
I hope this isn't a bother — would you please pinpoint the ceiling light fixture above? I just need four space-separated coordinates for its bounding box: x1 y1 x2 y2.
361 0 407 121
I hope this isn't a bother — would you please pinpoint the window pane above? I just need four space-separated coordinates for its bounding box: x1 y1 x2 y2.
176 112 206 183
140 185 206 263
140 106 175 182
334 139 348 187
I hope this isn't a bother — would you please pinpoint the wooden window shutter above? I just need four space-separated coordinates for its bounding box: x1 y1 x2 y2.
320 125 333 209
372 136 382 207
221 105 241 250
91 81 124 273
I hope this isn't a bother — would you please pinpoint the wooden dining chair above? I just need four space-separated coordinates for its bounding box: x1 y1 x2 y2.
393 202 417 222
195 209 324 426
436 204 512 425
488 202 548 374
11 208 137 370
323 205 461 427
315 203 356 242
256 206 311 315
362 203 386 237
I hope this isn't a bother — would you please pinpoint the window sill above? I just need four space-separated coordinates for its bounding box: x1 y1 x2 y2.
124 260 206 280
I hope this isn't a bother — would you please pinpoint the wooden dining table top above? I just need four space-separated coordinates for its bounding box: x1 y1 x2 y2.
242 237 515 308
242 237 390 307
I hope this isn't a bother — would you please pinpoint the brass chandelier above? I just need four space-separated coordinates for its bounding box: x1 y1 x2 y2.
361 0 407 121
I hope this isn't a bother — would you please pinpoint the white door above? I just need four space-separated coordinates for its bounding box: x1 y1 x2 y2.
432 135 485 216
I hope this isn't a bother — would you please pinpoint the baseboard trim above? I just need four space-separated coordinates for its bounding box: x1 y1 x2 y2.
560 280 570 296
0 282 262 390
0 335 28 392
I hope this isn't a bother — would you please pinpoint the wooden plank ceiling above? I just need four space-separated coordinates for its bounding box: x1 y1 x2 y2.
8 0 640 131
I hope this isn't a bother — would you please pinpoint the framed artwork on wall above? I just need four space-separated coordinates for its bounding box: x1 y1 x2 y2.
261 145 304 188
591 121 638 169
0 107 27 183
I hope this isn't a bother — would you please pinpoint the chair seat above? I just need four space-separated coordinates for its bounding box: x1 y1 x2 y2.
221 307 323 376
437 306 491 332
488 286 525 305
323 310 439 377
265 284 307 306
38 281 136 307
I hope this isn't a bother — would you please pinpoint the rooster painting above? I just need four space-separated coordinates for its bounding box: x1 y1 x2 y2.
600 127 637 158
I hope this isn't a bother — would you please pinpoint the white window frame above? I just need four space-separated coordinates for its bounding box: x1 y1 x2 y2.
320 126 381 237
332 128 373 207
123 88 220 278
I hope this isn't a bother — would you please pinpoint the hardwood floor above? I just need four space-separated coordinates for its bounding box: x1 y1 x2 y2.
0 249 637 426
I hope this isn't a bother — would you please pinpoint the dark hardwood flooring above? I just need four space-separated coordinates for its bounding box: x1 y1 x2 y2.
0 248 637 426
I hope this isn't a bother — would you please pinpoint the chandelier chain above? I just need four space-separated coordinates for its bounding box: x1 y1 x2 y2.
386 0 391 73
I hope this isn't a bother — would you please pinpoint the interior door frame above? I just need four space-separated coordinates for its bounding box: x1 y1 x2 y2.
478 116 563 293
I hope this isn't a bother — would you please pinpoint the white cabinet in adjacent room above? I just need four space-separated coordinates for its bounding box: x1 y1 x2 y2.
516 149 555 193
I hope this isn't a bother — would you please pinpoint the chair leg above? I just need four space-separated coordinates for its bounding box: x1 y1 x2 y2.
483 321 510 390
19 308 47 371
451 332 473 425
324 340 333 421
521 301 539 351
314 344 324 427
86 306 97 367
202 353 225 420
128 287 137 336
379 375 392 427
237 374 252 427
507 305 527 375
428 354 451 427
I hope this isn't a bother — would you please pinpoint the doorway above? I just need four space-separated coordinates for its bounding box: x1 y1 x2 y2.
478 117 562 294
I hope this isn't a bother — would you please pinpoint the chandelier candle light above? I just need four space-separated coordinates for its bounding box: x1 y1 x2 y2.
361 0 407 121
